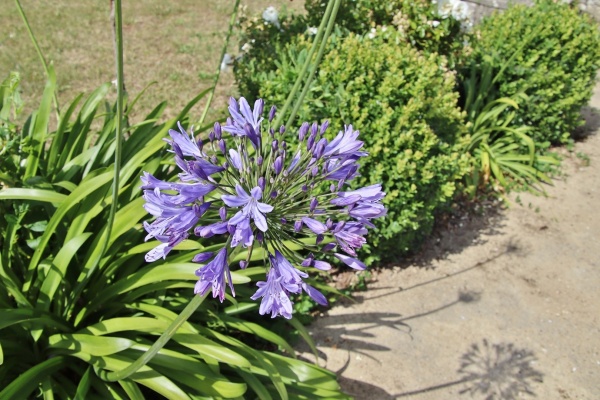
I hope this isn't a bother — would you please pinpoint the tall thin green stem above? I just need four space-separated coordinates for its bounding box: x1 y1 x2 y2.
272 0 336 129
14 0 60 119
97 294 206 381
198 0 241 127
101 0 124 264
286 0 341 128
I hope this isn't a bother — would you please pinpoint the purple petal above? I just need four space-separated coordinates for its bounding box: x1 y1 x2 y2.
302 283 328 306
229 149 242 170
250 186 263 200
334 253 367 270
302 217 328 234
193 251 214 263
252 207 269 232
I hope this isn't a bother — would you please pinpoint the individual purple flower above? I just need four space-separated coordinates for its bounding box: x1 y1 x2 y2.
251 268 293 319
348 202 387 220
270 250 307 293
323 125 367 158
194 248 234 302
165 122 204 159
334 253 367 270
231 216 254 248
193 251 214 263
302 253 332 270
195 221 228 238
142 189 201 240
302 217 328 234
332 221 367 256
273 156 284 175
228 149 243 170
223 97 264 141
323 158 360 181
145 231 188 262
302 283 328 306
223 184 274 232
332 184 385 205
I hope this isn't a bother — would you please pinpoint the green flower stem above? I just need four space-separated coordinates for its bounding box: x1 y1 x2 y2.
286 0 341 128
14 0 60 118
272 0 336 129
103 0 125 262
198 0 241 127
97 294 206 382
69 0 126 321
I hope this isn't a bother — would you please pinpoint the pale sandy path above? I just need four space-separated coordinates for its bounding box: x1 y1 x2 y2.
297 87 600 400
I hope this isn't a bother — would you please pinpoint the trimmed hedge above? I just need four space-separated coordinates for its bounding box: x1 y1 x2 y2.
466 0 600 145
261 33 469 260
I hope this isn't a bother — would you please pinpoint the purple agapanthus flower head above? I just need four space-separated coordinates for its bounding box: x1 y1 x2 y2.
141 96 386 318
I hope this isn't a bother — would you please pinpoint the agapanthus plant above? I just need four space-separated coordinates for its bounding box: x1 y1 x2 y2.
141 97 386 318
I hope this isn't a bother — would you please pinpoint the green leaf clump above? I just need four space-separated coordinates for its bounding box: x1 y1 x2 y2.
0 72 350 399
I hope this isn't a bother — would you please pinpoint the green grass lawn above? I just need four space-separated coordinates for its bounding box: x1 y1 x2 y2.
0 0 304 124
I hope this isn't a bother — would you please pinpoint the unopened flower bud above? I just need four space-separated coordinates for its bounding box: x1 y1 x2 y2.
322 243 337 252
214 122 222 139
273 156 283 175
298 122 309 141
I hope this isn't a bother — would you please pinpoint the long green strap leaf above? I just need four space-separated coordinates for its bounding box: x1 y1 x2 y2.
24 168 115 292
73 367 92 400
49 333 135 357
96 294 206 382
0 309 71 331
37 232 92 311
23 65 55 180
0 188 67 204
0 356 68 400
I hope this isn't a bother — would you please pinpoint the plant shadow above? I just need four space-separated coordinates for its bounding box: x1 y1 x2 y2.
395 339 544 399
573 105 600 140
324 339 543 400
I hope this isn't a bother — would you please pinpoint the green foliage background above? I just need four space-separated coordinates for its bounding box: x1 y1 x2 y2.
259 33 469 259
466 0 600 145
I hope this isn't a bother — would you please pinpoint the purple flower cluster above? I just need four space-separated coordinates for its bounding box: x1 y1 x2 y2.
141 97 386 318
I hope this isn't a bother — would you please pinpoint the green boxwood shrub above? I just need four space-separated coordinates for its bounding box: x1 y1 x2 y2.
465 0 600 145
261 34 470 260
304 0 466 62
235 0 466 101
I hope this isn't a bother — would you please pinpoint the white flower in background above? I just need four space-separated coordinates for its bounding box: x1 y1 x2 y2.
451 0 470 21
262 6 280 29
307 26 318 35
367 27 377 39
438 0 471 26
220 53 234 71
432 20 441 28
241 42 252 52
